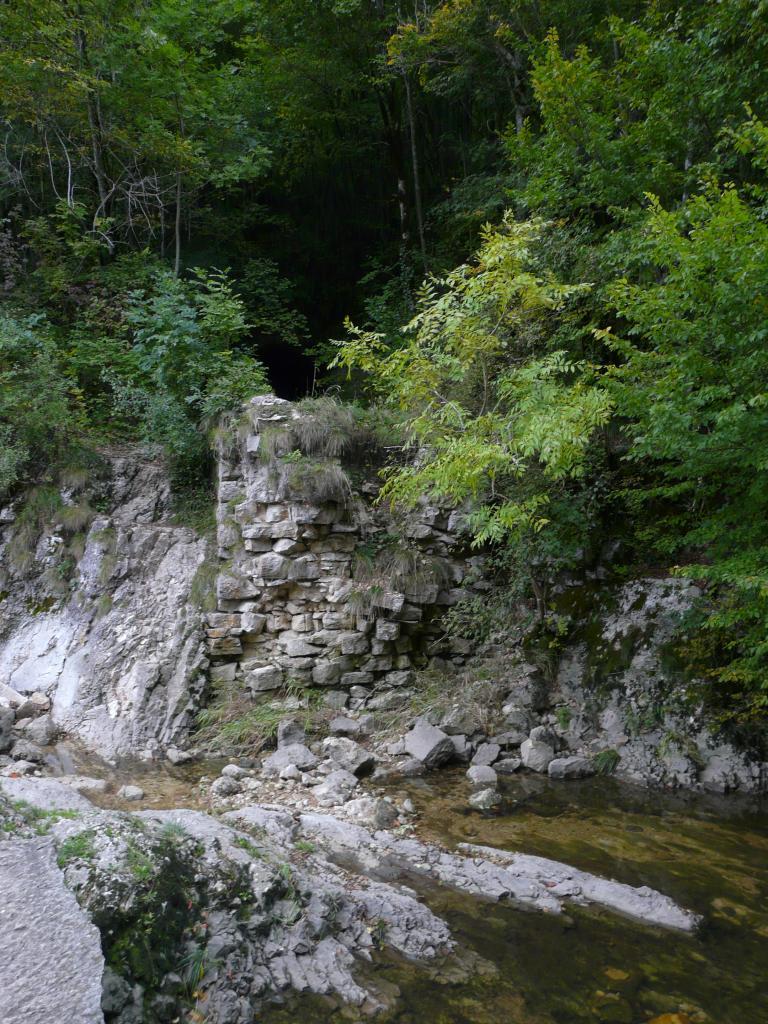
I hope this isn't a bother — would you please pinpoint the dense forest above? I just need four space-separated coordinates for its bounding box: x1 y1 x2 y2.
2 0 768 740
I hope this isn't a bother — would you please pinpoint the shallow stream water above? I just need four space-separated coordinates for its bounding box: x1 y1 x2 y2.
268 771 768 1024
46 746 768 1023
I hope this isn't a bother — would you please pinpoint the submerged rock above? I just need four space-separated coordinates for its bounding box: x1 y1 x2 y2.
468 787 502 812
116 784 145 801
296 812 700 932
0 773 702 1024
56 775 108 795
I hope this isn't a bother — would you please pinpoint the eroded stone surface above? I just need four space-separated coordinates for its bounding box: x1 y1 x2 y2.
0 838 105 1024
0 455 208 759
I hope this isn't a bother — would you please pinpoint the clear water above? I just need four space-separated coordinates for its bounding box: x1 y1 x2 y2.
47 745 768 1023
264 771 768 1024
45 740 224 809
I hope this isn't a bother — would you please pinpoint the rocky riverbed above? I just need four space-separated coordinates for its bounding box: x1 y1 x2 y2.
1 708 767 1024
1 414 767 1024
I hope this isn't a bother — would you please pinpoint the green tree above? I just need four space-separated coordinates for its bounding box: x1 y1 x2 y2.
602 184 768 721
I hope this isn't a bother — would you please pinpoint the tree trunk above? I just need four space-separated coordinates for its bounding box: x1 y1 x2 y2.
402 71 426 271
174 169 182 277
74 26 110 237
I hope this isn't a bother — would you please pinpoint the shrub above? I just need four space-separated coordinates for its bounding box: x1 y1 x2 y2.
0 312 83 497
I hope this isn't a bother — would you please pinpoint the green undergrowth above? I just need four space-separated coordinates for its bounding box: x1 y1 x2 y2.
94 832 204 992
349 534 452 618
10 800 80 835
195 678 331 756
381 658 509 738
57 830 97 867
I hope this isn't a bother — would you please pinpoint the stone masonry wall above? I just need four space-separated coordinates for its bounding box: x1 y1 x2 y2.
206 395 484 708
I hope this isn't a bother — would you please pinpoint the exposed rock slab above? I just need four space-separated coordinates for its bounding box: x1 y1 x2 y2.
293 813 699 932
0 837 105 1024
0 454 208 759
457 843 699 932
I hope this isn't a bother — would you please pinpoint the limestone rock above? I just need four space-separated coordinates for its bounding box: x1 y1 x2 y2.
491 728 529 748
117 784 145 801
0 776 92 811
245 665 283 692
521 738 555 773
166 746 193 765
56 775 108 795
466 765 498 788
344 796 398 829
322 736 375 777
311 660 342 686
0 838 105 1024
101 967 132 1015
0 708 14 754
530 725 558 746
21 713 57 747
1 760 37 777
277 718 306 748
329 715 372 738
0 456 208 760
385 669 415 687
313 769 359 806
548 756 595 780
471 742 501 767
396 757 426 777
440 706 483 736
211 775 242 798
495 757 522 775
468 787 502 811
13 692 50 720
502 705 531 736
10 738 45 764
0 683 24 709
262 743 318 776
402 721 455 769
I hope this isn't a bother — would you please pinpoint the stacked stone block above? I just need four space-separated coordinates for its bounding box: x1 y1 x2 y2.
206 395 481 705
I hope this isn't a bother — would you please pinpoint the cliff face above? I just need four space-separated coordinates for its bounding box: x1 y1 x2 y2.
0 454 208 758
0 396 481 760
507 576 767 793
0 397 763 794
